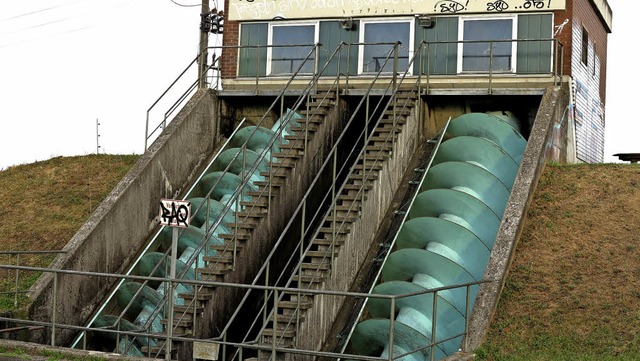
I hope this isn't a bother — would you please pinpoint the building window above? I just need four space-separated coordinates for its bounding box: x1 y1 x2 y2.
268 22 318 75
592 42 597 76
359 19 413 74
581 27 589 66
458 16 516 73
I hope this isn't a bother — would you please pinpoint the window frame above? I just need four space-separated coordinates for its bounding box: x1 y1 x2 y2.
581 26 589 66
358 17 415 75
266 21 320 76
457 14 518 74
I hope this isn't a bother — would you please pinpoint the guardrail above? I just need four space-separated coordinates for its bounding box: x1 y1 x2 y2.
217 37 564 94
0 262 487 360
0 250 66 308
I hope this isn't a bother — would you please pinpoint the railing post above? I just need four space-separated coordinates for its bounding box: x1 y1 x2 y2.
166 227 178 360
337 43 342 100
314 43 321 78
363 95 369 207
14 254 19 307
488 40 494 94
388 297 395 361
256 45 262 94
272 289 279 360
331 151 337 273
431 290 438 361
464 284 471 351
346 43 352 92
51 270 57 346
393 42 399 90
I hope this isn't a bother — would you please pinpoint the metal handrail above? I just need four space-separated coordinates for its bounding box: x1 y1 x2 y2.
218 42 419 357
251 41 422 351
118 42 347 358
144 55 220 151
0 250 66 307
219 38 564 97
0 262 488 361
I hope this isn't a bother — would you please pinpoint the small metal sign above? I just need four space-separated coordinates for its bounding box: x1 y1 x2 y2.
193 340 219 360
159 198 191 228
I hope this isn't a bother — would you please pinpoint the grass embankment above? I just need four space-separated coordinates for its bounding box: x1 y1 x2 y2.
478 163 640 361
0 154 139 310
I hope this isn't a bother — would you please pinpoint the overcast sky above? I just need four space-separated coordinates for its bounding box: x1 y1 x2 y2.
0 0 634 170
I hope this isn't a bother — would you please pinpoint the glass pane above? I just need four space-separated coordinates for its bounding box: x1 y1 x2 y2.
271 25 315 74
363 22 410 73
462 19 513 72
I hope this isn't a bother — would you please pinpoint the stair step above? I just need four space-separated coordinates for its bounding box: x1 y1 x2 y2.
240 198 270 208
361 152 390 161
271 150 302 160
235 209 268 219
178 291 214 305
262 326 297 339
279 141 306 150
305 250 340 259
318 225 351 235
373 125 403 134
306 98 336 107
289 124 319 134
218 232 251 242
300 261 332 271
173 305 204 314
365 144 394 152
298 108 328 117
197 265 233 276
383 108 412 116
349 172 379 181
368 135 398 142
161 318 193 328
278 299 314 310
342 183 373 192
353 163 384 171
267 159 297 169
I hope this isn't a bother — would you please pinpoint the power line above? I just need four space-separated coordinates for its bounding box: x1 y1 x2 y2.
0 0 89 22
169 0 201 7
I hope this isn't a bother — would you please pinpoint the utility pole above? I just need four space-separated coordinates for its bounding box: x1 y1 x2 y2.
96 118 101 154
198 0 210 89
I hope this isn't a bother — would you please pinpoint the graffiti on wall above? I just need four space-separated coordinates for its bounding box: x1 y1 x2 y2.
572 23 605 163
228 0 566 20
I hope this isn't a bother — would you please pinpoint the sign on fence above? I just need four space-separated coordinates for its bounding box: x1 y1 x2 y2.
159 198 191 228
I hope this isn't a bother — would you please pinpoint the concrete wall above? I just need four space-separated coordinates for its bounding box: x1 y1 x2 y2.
463 82 570 352
27 89 220 345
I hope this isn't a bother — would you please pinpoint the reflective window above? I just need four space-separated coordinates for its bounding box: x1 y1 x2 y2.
460 18 514 72
361 21 412 74
270 24 316 75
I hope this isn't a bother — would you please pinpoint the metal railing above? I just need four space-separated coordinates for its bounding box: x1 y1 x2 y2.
224 37 564 94
0 262 487 361
144 54 221 151
74 41 357 359
0 250 66 308
212 41 430 360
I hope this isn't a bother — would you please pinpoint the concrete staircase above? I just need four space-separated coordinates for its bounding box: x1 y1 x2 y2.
145 91 338 359
256 91 417 358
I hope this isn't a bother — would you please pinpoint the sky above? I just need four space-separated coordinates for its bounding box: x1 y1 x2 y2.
0 0 635 170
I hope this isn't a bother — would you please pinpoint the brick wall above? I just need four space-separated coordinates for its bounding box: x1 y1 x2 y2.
221 0 239 78
554 3 573 77
572 0 609 103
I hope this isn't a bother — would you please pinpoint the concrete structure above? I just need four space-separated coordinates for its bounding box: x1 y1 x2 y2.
15 0 612 360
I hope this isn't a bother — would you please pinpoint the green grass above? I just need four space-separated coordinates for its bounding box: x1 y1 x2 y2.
0 154 139 311
478 163 640 360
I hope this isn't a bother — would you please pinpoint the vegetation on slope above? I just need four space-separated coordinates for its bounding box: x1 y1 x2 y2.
478 163 640 361
0 154 139 309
